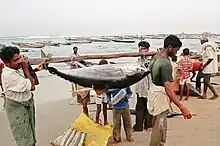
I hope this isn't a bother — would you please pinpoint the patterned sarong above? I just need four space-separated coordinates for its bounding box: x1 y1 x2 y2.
5 98 36 146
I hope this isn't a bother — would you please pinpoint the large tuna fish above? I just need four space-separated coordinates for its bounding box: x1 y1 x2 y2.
47 63 150 89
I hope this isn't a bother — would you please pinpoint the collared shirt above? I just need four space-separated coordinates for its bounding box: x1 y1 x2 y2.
178 56 192 79
134 58 151 98
1 66 32 102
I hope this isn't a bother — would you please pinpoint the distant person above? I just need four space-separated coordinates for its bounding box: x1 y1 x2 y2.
0 46 38 146
95 59 108 125
171 55 180 94
0 59 5 109
69 46 80 105
190 59 203 93
178 48 192 101
106 87 134 145
200 38 219 100
133 41 153 132
148 35 192 146
72 46 79 57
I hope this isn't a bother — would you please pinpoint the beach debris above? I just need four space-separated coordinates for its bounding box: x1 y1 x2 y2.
51 128 86 146
72 113 112 146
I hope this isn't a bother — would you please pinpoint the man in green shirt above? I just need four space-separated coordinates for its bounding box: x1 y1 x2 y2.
149 35 192 146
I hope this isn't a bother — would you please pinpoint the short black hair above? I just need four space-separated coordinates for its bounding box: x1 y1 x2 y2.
138 41 150 48
0 46 20 62
73 46 78 50
171 55 177 62
183 48 190 55
99 59 108 65
164 35 182 48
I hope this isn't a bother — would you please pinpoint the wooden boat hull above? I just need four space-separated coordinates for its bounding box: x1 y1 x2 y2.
47 63 149 89
12 42 45 48
90 39 111 42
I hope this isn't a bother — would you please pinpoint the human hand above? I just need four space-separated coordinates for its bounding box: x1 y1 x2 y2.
20 55 29 70
107 101 112 107
180 106 192 119
157 48 162 52
95 89 107 95
200 65 204 71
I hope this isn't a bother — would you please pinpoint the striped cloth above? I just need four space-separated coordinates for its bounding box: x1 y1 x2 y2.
5 98 36 146
178 56 192 79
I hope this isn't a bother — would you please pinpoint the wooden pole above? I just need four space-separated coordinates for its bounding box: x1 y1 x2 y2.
28 51 158 65
28 51 205 65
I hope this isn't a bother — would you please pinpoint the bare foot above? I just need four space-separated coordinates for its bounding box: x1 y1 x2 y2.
197 95 207 99
127 137 135 143
96 119 102 125
184 98 189 101
209 95 219 100
104 121 108 125
146 128 152 132
110 141 120 146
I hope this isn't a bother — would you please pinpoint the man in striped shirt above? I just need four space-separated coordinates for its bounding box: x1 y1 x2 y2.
178 48 192 101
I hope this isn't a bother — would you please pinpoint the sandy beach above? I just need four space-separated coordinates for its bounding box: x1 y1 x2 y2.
1 69 220 146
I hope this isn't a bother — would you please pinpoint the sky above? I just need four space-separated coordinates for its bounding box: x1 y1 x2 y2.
0 0 219 37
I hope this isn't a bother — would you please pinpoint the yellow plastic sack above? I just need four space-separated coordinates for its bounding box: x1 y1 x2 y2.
71 113 112 146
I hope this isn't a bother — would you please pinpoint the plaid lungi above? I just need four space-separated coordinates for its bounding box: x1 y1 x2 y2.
5 98 36 146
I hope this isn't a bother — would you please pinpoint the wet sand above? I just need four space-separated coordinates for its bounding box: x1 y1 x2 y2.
1 72 220 146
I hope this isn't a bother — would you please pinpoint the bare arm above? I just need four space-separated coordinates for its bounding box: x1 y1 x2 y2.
202 59 213 69
164 81 184 109
22 68 35 91
21 57 36 91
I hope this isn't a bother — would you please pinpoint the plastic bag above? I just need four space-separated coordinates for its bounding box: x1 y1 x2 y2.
71 113 112 146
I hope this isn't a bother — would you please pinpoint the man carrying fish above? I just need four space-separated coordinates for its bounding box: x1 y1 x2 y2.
0 46 38 146
148 35 192 146
133 41 153 132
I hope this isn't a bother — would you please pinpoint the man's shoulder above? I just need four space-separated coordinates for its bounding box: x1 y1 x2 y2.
154 57 171 68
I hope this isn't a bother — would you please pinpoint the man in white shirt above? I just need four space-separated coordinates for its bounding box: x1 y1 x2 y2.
200 38 219 100
133 41 153 132
0 46 37 146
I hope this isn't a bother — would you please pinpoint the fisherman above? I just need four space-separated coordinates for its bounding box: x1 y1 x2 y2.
190 59 203 92
148 35 192 146
95 59 108 125
69 46 80 105
178 48 192 101
199 38 219 100
106 87 135 145
132 41 153 132
0 46 39 146
0 59 5 109
171 55 180 95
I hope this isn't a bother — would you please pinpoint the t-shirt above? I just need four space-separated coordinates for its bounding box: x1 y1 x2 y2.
106 87 132 110
150 57 173 86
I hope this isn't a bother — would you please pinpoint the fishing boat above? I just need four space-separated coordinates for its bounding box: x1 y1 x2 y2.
0 43 5 49
64 37 89 41
70 40 92 44
90 38 111 42
12 42 45 48
60 42 72 45
36 41 60 47
111 39 135 43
